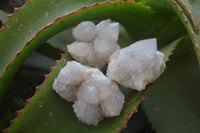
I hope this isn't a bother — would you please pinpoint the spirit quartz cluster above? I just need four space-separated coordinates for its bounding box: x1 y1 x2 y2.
53 61 124 126
107 38 166 91
67 19 120 69
53 19 166 126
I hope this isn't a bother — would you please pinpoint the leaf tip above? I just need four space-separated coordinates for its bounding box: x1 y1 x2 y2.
25 97 32 103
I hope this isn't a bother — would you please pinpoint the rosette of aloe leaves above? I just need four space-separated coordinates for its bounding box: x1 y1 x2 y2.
0 0 199 133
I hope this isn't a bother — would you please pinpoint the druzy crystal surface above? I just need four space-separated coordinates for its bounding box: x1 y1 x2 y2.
53 61 124 126
67 19 120 69
107 38 166 91
54 19 166 126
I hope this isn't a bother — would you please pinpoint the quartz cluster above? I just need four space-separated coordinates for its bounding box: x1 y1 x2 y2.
53 61 124 126
53 19 166 126
67 19 120 69
107 38 166 91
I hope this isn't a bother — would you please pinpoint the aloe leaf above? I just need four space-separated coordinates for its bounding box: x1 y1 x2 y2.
23 52 56 70
0 0 104 77
0 0 197 132
4 35 179 133
143 0 175 13
0 66 48 132
0 1 186 102
142 50 200 133
36 42 65 60
0 97 25 132
161 35 192 61
0 0 105 101
171 0 200 66
121 106 151 133
23 39 64 71
161 36 185 62
46 27 74 50
4 51 147 133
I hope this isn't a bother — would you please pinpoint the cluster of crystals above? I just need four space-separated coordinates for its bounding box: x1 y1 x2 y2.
67 19 120 69
53 61 124 126
53 19 166 126
107 38 166 91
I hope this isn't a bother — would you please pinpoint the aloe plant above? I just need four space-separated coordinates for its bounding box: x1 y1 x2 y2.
0 0 199 132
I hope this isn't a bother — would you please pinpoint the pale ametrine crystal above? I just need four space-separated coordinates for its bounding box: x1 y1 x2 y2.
96 19 111 31
77 73 124 117
67 19 120 69
55 19 166 126
107 38 166 91
52 61 84 101
96 19 119 41
73 21 96 42
129 38 157 58
67 41 95 66
94 36 120 60
100 92 124 117
53 61 124 126
93 36 120 68
73 100 103 126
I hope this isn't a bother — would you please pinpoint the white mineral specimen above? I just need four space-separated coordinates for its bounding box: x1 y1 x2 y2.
52 61 84 102
77 73 124 117
67 19 120 69
53 61 124 126
107 38 166 91
73 100 103 126
96 19 119 41
56 19 166 126
67 41 95 65
73 21 96 42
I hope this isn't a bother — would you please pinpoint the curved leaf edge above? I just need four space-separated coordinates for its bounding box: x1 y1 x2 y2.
3 51 148 133
161 35 187 62
4 36 184 132
2 51 71 132
175 0 199 33
117 88 148 132
1 0 141 101
171 0 200 67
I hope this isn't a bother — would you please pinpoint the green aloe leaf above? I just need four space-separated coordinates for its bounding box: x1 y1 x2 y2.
142 49 200 133
36 42 64 60
0 0 194 132
0 0 105 101
143 0 174 13
171 0 200 66
23 52 56 70
0 67 47 132
5 35 179 132
0 0 186 101
161 35 192 61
